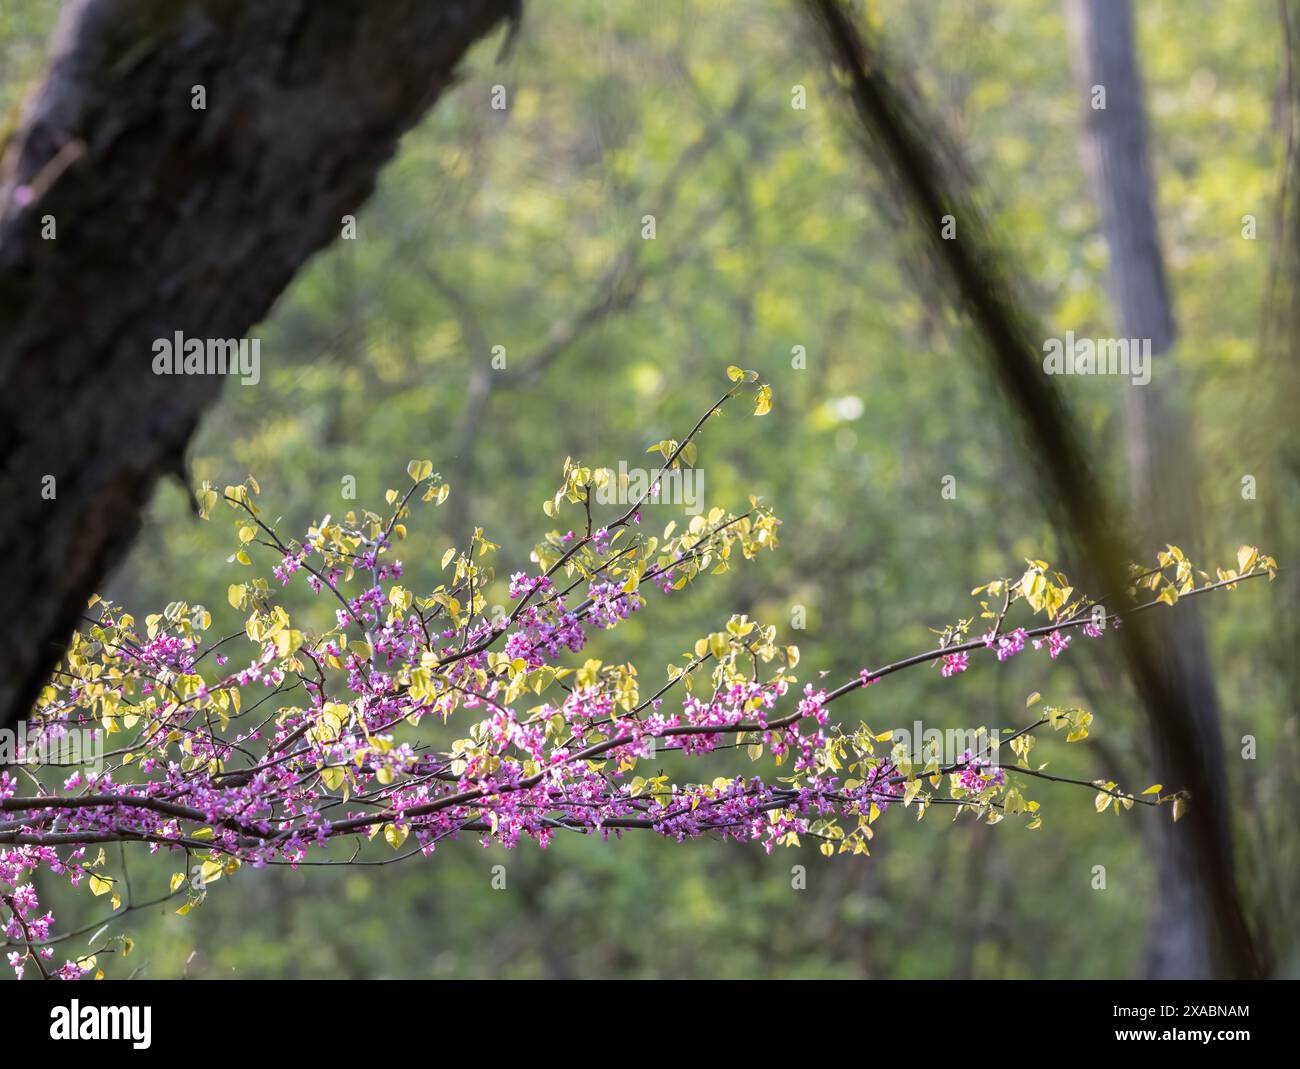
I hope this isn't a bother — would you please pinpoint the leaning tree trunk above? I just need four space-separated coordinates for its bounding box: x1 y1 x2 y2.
799 0 1260 979
0 0 515 731
1064 0 1237 978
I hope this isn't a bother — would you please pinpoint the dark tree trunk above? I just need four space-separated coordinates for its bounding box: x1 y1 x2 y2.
1065 0 1236 979
0 0 515 730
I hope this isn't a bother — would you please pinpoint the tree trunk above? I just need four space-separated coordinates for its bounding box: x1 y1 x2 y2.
1064 0 1236 978
0 0 515 731
799 0 1260 978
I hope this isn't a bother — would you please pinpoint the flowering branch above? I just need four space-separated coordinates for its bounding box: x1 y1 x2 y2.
0 370 1276 977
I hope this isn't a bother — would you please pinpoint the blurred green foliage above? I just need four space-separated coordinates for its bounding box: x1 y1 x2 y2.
3 0 1295 978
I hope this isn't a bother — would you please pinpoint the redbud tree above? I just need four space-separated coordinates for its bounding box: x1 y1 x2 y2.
0 369 1275 979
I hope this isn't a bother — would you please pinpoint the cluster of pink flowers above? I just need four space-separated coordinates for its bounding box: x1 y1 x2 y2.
984 627 1027 662
372 611 427 668
940 652 969 677
131 632 197 674
798 685 829 727
954 750 1006 793
937 618 1105 680
1 849 93 980
508 571 551 600
653 553 683 593
1032 630 1071 659
657 679 789 755
849 761 906 813
273 545 311 584
503 599 585 668
586 581 641 629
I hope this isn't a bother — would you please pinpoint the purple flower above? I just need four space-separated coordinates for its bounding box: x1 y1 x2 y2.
940 652 969 677
986 628 1027 662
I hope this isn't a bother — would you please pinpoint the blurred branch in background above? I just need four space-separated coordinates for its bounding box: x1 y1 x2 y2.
1255 0 1300 974
1064 0 1231 980
799 0 1259 977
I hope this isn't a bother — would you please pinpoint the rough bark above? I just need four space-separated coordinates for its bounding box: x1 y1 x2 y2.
800 0 1260 978
0 0 515 730
1064 0 1235 980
